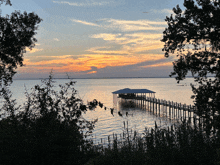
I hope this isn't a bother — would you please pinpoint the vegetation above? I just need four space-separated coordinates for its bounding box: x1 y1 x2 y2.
0 0 220 165
0 0 42 87
89 121 220 165
161 0 220 132
0 2 101 164
1 81 220 165
0 73 103 165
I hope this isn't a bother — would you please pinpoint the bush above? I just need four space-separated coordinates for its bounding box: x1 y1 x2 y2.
0 73 99 165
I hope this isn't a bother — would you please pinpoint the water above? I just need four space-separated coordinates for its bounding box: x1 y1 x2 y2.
6 77 195 144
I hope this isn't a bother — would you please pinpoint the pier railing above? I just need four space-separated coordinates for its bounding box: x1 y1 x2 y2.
120 95 204 126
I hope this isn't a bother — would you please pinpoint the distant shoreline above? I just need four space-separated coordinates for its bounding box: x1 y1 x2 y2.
12 76 212 80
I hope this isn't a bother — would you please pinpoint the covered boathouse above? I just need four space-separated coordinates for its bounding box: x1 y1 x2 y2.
112 88 156 100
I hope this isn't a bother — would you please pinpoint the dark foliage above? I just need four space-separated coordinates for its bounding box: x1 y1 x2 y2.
91 121 220 165
0 0 42 86
161 0 220 132
0 73 100 165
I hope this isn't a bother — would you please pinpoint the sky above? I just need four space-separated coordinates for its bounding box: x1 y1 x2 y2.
2 0 186 79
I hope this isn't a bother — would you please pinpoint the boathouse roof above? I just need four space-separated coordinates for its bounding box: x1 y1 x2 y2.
112 88 156 94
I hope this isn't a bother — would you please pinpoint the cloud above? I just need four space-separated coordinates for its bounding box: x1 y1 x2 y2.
151 9 173 14
87 71 97 74
19 17 169 76
19 54 165 74
101 18 167 32
26 48 43 53
141 62 173 68
105 19 167 26
54 38 60 41
24 55 77 63
70 18 167 31
87 46 130 55
91 33 122 42
90 33 164 54
91 33 162 45
71 19 100 27
53 0 112 7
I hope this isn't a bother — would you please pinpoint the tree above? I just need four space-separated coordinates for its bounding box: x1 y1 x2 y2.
0 72 101 165
0 0 42 86
0 1 107 164
161 0 220 132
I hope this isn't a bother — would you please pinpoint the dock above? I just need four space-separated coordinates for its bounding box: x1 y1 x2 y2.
112 88 204 126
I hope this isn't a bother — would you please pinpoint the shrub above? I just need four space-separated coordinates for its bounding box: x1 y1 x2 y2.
0 73 99 165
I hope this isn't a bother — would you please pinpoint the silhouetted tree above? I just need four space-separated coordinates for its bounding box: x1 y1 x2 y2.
0 72 100 165
0 1 100 164
0 0 42 86
161 0 220 132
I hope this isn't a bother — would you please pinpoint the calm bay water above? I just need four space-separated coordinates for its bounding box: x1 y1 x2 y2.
8 77 195 143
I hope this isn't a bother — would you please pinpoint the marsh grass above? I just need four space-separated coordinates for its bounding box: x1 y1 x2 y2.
89 120 220 165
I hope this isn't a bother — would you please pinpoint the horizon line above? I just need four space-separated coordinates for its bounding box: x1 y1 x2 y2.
13 76 202 80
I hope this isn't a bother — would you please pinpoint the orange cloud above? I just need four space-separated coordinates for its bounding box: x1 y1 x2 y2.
87 71 97 74
141 62 173 68
19 54 165 73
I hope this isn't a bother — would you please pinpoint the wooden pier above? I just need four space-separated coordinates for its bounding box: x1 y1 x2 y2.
113 88 203 126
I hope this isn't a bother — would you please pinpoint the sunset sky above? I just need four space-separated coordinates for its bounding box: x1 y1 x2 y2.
2 0 185 79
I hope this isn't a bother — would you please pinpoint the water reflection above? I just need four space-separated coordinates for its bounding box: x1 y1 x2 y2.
8 78 195 144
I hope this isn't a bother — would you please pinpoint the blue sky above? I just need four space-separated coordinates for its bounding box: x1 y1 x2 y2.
2 0 185 79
